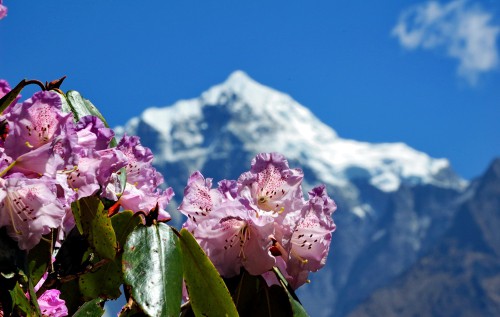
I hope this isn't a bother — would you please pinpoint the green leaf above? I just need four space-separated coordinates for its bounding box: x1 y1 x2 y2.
272 267 309 317
9 282 35 316
224 272 292 317
0 79 27 114
59 279 85 315
65 91 107 124
0 227 24 275
73 197 117 260
72 201 84 235
123 223 183 317
73 298 105 317
79 259 122 300
112 211 142 249
179 228 239 317
287 295 309 317
27 233 52 286
79 211 141 300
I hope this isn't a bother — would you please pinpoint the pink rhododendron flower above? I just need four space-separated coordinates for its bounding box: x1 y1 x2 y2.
0 147 12 172
238 152 305 254
75 115 114 152
116 135 163 190
104 134 174 220
0 174 66 250
180 152 337 290
4 91 72 156
179 171 224 230
284 185 337 289
238 153 304 217
3 91 79 176
37 289 68 317
196 200 276 276
0 79 10 97
0 1 7 20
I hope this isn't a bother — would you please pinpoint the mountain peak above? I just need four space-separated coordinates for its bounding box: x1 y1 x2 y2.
201 70 283 111
224 70 255 86
120 71 466 193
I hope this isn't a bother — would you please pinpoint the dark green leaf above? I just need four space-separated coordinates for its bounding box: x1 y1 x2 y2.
123 223 183 317
226 272 292 317
54 228 90 276
73 298 105 317
71 199 84 235
73 197 117 260
79 211 141 300
287 294 309 317
9 282 35 316
27 233 52 286
0 79 27 114
59 279 85 315
27 278 42 316
179 228 239 317
112 211 142 249
79 259 122 300
272 267 309 317
0 227 24 275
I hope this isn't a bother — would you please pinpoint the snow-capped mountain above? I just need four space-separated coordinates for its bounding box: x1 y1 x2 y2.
119 71 464 194
118 71 467 316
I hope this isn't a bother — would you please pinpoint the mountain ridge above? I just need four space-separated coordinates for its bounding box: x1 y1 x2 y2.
348 158 500 317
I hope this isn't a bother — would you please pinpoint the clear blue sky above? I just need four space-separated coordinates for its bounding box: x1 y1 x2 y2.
1 1 499 179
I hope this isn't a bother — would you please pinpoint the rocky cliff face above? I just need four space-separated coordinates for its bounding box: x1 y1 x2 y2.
349 158 500 317
118 71 468 316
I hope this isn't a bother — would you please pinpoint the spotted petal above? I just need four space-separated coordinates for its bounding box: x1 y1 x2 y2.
0 174 65 250
196 200 275 277
286 185 336 289
179 171 223 229
238 152 304 217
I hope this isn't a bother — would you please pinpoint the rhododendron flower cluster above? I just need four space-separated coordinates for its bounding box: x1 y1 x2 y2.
179 152 336 289
0 75 337 316
0 0 7 20
0 79 173 251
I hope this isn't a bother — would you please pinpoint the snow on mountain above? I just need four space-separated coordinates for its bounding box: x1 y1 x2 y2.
119 70 466 194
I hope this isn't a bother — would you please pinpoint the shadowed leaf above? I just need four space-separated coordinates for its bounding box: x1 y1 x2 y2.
72 197 117 260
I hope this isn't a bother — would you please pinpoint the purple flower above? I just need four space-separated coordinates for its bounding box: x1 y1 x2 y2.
237 153 305 255
63 148 127 201
118 185 174 221
284 185 336 289
3 91 79 176
238 153 304 218
218 179 238 199
116 134 163 190
179 171 224 230
0 147 12 172
0 1 7 20
196 200 276 277
179 152 337 290
0 174 66 250
75 115 114 152
0 79 10 98
37 289 68 317
103 135 173 220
